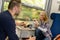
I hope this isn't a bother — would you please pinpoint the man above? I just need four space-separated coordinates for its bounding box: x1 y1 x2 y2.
0 0 21 40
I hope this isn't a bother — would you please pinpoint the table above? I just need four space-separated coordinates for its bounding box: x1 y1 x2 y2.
16 26 35 39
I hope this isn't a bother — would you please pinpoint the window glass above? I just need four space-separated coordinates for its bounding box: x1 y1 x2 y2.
3 0 46 21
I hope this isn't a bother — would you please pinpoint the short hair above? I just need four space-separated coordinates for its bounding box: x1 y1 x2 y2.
8 0 21 9
12 0 21 3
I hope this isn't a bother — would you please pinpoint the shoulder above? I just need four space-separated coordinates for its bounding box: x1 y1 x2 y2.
0 13 12 23
0 10 11 19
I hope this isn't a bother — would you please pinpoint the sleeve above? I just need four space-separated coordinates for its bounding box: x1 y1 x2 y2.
46 22 52 37
50 13 56 20
2 16 19 40
38 27 47 32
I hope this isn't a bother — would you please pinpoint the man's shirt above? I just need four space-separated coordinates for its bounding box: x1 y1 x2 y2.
0 10 19 40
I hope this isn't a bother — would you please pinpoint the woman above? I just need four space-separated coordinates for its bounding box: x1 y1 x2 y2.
35 11 52 40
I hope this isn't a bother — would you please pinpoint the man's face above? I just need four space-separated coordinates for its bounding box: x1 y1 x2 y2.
15 5 21 16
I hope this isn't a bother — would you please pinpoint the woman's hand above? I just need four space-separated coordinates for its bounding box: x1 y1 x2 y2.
34 21 39 28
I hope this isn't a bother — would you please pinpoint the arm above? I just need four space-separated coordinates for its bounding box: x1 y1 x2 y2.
38 27 47 32
37 22 49 32
2 16 19 40
46 22 52 37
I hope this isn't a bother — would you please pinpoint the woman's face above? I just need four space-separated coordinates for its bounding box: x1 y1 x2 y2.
39 12 45 21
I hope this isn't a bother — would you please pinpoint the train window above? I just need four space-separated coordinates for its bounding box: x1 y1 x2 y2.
2 0 46 21
3 1 9 11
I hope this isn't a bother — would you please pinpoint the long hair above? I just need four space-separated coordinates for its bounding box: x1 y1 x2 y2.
39 11 49 23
